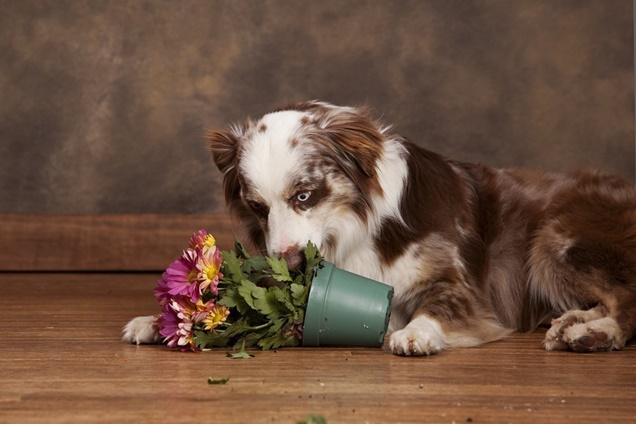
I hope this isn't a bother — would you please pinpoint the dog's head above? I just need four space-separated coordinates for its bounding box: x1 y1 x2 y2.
208 101 392 263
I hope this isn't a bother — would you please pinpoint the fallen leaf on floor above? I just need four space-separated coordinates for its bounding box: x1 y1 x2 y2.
207 377 230 385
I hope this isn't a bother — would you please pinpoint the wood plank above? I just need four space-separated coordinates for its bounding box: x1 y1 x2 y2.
1 272 635 423
0 214 240 271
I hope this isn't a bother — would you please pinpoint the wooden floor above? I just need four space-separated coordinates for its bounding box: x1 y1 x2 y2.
2 273 636 424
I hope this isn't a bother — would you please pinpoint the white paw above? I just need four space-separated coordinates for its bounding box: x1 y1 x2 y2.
561 318 624 352
122 315 161 345
543 310 589 351
543 307 625 352
389 316 447 356
544 310 625 353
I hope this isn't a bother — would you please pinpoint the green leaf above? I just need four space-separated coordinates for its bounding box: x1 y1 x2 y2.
258 324 290 350
252 293 276 317
266 256 293 282
293 308 305 324
258 334 285 350
207 377 230 385
237 279 266 310
221 318 264 340
195 330 231 349
259 318 303 350
268 317 286 334
242 255 270 274
218 286 252 315
234 238 251 259
222 250 244 281
273 287 297 313
301 242 323 286
237 330 268 349
227 340 254 359
303 241 319 265
297 415 327 424
218 291 238 308
227 350 253 359
290 283 310 306
254 287 291 320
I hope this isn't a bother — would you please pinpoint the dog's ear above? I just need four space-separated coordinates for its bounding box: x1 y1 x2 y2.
207 128 241 174
207 127 267 253
207 128 242 204
318 109 384 194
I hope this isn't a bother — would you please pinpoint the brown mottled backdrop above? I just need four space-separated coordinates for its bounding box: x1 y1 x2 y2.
1 1 634 214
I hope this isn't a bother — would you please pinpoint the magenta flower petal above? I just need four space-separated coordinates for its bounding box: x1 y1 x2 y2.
162 249 202 303
156 296 200 352
189 229 217 254
197 246 223 295
153 230 225 352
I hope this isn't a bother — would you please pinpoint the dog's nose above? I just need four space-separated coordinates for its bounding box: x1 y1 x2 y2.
280 246 305 271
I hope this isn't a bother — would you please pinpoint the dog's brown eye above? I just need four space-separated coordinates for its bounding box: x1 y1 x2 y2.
247 200 269 218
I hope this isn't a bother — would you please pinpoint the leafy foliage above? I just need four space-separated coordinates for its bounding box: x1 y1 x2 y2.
194 240 324 351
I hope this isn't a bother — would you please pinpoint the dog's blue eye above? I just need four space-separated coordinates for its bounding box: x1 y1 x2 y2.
297 192 311 202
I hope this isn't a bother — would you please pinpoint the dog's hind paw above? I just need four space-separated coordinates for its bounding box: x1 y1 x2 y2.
122 315 161 345
544 308 625 352
389 316 447 356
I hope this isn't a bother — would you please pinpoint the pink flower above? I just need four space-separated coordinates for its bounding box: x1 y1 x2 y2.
156 296 199 352
153 230 230 351
155 296 221 352
196 246 223 295
189 229 217 254
153 278 171 306
158 249 202 303
191 298 217 322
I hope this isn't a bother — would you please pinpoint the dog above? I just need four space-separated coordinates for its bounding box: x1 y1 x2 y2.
124 100 636 355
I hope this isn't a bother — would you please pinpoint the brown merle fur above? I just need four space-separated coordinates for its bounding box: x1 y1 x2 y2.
209 102 636 353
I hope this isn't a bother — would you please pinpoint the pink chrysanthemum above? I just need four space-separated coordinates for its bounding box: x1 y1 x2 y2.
192 298 217 322
197 246 223 295
156 296 220 352
159 248 202 303
153 277 172 306
154 229 230 351
189 229 217 254
157 296 199 352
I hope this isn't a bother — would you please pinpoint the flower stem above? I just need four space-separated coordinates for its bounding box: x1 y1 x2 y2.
246 322 271 331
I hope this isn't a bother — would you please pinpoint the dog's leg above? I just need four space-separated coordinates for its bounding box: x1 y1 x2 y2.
530 208 636 352
122 315 161 345
389 278 511 356
544 304 631 352
389 315 447 356
389 311 510 356
526 179 636 354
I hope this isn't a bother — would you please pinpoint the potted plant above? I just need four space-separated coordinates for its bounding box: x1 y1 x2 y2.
154 230 393 353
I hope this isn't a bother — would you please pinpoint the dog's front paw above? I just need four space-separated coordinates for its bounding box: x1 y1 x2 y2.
122 315 161 345
389 316 447 356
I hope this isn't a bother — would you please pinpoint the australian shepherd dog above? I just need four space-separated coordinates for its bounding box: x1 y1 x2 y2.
124 101 636 356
